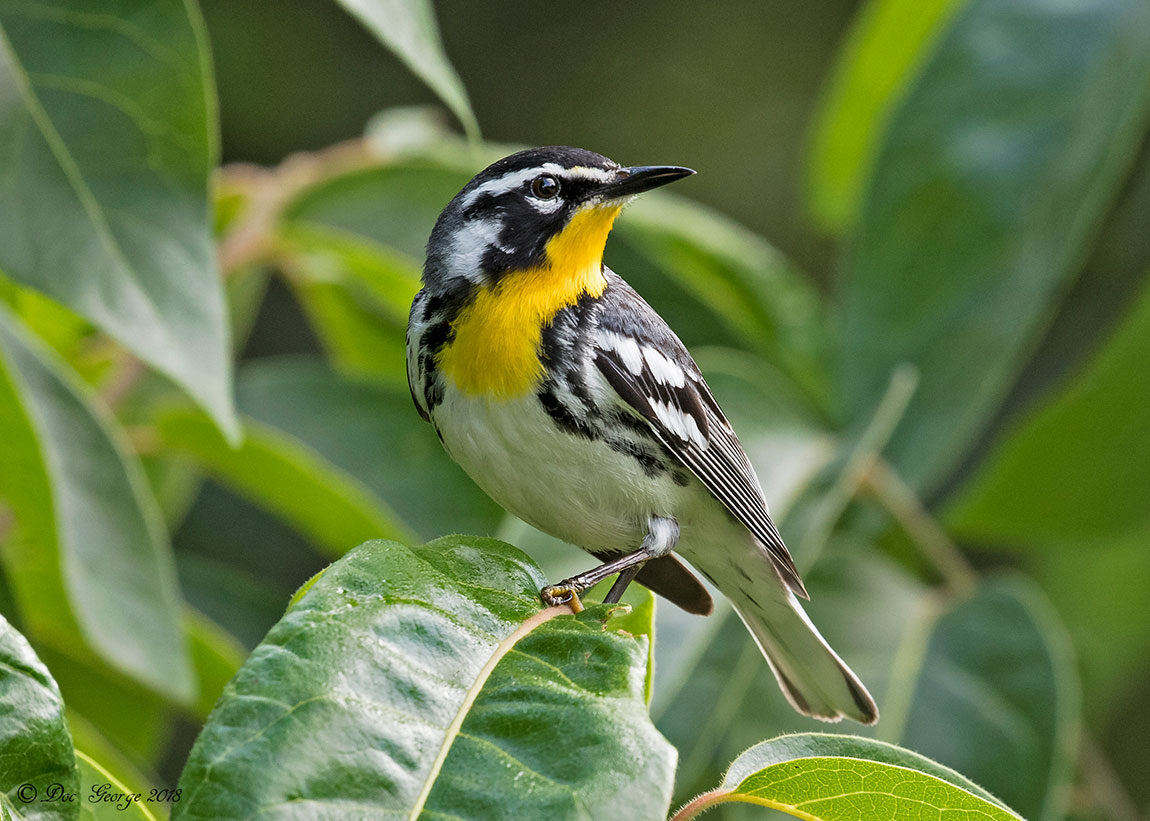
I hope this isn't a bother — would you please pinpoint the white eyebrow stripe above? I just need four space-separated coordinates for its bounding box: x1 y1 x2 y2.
568 165 616 182
460 162 567 208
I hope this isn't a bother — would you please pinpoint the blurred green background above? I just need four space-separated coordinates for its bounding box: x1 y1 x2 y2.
2 0 1149 818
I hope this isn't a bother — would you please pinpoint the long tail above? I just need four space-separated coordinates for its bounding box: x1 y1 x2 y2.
730 585 879 724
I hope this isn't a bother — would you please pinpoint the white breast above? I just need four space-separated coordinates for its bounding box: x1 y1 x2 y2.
431 386 688 554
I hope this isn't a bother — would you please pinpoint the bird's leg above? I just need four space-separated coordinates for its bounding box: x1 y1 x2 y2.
603 563 644 604
541 517 679 610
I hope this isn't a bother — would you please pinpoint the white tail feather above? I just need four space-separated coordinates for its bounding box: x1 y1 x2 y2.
730 587 878 724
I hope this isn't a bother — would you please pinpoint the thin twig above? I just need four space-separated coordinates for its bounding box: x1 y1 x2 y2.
216 138 376 274
862 458 977 593
1076 733 1140 821
796 363 919 570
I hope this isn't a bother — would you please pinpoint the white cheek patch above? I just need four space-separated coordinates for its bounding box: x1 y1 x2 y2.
597 331 644 374
642 346 686 387
447 218 505 281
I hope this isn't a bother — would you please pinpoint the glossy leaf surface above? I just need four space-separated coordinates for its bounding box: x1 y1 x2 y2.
839 0 1150 493
0 307 193 702
0 614 78 821
675 733 1018 820
175 537 674 820
0 0 237 437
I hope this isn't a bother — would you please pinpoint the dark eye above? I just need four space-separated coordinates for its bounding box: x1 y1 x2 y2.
531 175 560 199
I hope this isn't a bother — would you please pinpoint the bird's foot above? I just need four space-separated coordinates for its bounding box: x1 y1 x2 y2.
541 581 585 613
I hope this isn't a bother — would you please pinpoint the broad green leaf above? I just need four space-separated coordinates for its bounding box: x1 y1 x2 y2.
0 0 237 438
1029 524 1150 724
0 306 194 702
948 278 1150 547
155 406 415 556
283 162 471 259
839 0 1150 494
333 0 479 140
280 222 420 385
674 733 1018 820
805 0 968 232
947 139 1150 481
75 752 156 821
37 647 170 770
237 358 503 539
184 608 245 720
66 713 157 809
174 537 674 820
0 614 78 821
659 547 1077 821
884 576 1079 821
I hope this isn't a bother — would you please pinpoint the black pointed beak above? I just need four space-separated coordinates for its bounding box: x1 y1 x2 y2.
598 165 695 199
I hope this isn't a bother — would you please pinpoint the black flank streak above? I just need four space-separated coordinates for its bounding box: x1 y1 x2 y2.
605 437 665 478
537 385 595 440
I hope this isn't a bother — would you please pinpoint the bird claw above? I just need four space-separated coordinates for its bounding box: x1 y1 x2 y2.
541 582 584 613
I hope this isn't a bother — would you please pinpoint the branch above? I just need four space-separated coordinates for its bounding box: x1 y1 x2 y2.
861 459 977 593
796 363 919 569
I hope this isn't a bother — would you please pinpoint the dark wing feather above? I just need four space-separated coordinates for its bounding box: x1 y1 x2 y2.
594 276 808 598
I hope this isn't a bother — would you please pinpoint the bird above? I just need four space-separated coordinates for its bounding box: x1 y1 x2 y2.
406 146 878 724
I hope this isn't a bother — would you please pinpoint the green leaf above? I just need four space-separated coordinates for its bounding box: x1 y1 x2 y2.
883 576 1079 821
1028 524 1150 723
284 162 472 259
155 406 416 556
0 0 237 438
0 614 78 821
674 733 1019 820
37 648 169 771
75 751 156 821
174 537 674 820
333 0 479 140
185 608 245 720
948 278 1150 547
236 358 503 539
280 222 420 385
839 0 1150 494
804 0 968 232
0 306 194 703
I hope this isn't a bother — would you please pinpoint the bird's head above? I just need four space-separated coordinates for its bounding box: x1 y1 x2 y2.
423 146 694 293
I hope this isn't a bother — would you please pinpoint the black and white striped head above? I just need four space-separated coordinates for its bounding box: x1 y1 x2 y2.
423 146 693 293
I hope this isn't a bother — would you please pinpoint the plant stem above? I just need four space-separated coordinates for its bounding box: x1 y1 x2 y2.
1077 733 1139 821
796 363 918 570
862 459 977 593
669 788 728 820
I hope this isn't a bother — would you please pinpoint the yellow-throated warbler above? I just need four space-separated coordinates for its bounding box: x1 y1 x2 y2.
406 146 877 724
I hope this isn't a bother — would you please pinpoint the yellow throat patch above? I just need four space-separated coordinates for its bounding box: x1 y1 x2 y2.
438 204 622 399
